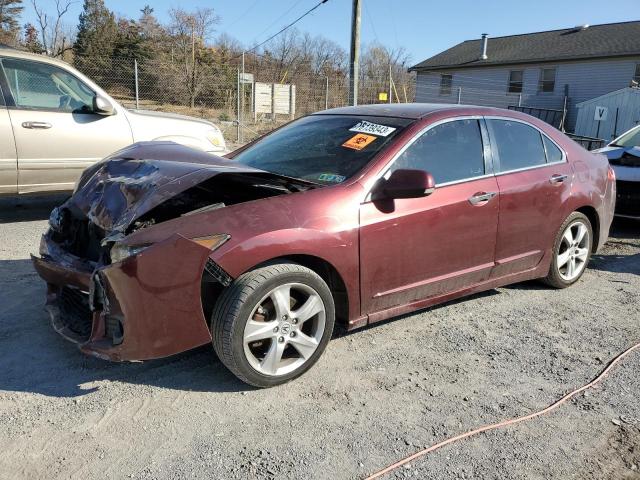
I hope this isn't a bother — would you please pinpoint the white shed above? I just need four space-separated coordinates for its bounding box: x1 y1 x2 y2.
574 87 640 141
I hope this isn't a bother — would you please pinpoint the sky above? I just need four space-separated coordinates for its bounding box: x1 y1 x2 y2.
22 0 640 66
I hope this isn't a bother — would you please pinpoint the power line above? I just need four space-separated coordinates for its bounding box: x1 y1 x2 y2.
225 0 262 28
250 0 304 44
242 0 329 56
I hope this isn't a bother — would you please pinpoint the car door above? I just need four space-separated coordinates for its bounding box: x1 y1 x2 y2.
0 81 17 194
0 56 133 193
360 117 499 315
486 118 573 278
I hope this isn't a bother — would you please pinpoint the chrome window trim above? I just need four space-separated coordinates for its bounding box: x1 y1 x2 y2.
364 115 488 202
483 115 568 176
364 114 568 202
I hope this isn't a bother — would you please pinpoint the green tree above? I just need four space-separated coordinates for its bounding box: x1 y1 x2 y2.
111 18 152 98
0 0 23 45
23 22 44 53
73 0 117 84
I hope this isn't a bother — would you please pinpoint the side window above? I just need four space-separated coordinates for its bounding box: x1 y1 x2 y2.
390 119 485 184
0 58 94 113
543 135 563 163
439 74 452 95
508 70 523 93
488 119 547 172
538 67 556 93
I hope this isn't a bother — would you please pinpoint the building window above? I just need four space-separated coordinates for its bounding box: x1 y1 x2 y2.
538 68 556 93
634 64 640 84
440 74 452 95
508 70 523 93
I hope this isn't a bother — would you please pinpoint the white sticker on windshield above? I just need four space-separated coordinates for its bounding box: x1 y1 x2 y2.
349 121 396 137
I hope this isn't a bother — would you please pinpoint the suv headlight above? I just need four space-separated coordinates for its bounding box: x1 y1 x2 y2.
110 243 151 264
205 128 226 150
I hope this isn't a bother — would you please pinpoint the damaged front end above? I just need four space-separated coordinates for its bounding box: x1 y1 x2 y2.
32 142 314 361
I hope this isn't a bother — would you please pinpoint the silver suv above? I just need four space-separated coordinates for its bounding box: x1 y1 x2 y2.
0 48 227 195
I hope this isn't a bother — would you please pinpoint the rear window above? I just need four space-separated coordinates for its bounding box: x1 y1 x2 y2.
488 119 547 172
233 115 412 185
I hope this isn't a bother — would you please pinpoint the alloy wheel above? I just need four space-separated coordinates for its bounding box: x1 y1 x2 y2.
243 283 326 376
557 220 590 281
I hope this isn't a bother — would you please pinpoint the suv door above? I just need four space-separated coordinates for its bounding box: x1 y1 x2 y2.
360 118 499 316
0 57 133 193
486 118 573 277
0 80 17 194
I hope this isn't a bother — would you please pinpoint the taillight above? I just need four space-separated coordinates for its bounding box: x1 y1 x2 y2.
607 165 616 182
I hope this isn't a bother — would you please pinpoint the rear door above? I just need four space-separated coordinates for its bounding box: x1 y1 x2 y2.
0 56 133 193
486 117 573 278
0 79 17 194
360 117 499 315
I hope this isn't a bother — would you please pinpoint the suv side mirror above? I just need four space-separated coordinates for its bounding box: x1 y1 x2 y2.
93 95 115 115
374 169 436 200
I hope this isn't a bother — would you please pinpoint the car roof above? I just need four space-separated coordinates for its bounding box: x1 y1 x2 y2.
313 103 485 120
0 46 73 70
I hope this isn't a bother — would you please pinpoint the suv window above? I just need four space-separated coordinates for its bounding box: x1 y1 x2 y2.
488 119 547 172
0 58 95 113
390 119 485 184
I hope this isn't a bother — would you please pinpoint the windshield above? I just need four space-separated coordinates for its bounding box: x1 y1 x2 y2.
233 115 413 185
612 125 640 148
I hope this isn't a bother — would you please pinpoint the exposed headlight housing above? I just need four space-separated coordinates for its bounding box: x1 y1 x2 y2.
110 243 152 264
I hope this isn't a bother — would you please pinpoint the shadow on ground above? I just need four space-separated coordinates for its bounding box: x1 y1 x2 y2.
0 194 67 223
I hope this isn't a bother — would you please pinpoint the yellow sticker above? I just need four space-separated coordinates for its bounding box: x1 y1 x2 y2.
342 133 377 151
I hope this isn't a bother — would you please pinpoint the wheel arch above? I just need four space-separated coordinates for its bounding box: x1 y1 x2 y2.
250 254 350 328
574 205 600 252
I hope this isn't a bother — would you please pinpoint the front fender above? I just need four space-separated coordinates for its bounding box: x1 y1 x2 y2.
214 227 361 322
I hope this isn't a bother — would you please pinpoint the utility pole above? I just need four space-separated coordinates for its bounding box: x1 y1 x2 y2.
348 0 361 106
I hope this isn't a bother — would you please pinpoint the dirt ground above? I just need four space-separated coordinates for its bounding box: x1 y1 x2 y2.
0 196 638 480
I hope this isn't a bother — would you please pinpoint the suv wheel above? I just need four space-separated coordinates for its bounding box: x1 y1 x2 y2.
211 262 335 387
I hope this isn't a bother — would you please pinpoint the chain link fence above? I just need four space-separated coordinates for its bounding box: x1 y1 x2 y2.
71 55 636 150
73 55 417 148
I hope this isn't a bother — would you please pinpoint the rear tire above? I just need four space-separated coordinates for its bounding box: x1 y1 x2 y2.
211 262 335 388
543 212 593 289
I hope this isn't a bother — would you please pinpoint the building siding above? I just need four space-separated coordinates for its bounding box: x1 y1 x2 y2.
575 88 640 140
414 57 640 131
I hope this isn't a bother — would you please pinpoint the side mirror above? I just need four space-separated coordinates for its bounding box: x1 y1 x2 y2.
93 95 115 116
374 169 435 200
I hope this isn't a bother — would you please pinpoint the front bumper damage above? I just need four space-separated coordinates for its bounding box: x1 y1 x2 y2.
32 233 232 361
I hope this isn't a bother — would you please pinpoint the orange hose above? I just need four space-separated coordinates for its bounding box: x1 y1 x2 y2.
365 341 640 480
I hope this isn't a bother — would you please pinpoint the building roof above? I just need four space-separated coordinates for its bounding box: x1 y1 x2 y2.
410 21 640 72
576 86 640 107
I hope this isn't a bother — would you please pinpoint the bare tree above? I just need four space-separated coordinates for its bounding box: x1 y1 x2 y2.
165 7 219 107
31 0 74 57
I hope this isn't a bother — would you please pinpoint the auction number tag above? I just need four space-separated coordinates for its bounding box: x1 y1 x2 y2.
342 133 377 150
349 121 396 137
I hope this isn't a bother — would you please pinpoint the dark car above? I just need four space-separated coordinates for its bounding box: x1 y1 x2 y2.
594 124 640 219
32 104 616 387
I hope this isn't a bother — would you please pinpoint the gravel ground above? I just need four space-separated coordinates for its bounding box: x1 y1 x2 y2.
0 196 638 480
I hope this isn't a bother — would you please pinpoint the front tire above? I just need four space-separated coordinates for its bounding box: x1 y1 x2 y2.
211 262 335 387
543 212 593 289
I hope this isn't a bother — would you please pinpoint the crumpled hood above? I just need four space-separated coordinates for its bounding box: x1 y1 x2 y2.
68 142 264 237
595 145 640 159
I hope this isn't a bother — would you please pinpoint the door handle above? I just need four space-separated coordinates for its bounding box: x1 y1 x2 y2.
468 191 497 205
549 174 568 185
22 121 52 129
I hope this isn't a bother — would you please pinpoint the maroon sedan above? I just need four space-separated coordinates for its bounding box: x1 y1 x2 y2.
32 104 616 387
